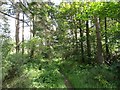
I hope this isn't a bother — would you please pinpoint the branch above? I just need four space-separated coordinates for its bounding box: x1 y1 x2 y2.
18 0 32 19
0 10 29 26
19 0 33 15
6 0 31 24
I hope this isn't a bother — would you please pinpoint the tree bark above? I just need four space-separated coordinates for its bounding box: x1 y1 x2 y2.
105 17 109 61
86 20 91 63
72 18 78 54
15 11 20 53
74 28 78 53
30 15 35 58
22 13 24 55
79 20 84 63
94 16 104 64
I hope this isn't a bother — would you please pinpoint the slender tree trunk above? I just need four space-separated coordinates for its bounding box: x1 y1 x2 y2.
22 13 24 55
70 29 74 47
73 18 78 54
30 20 32 39
30 15 35 58
74 28 78 52
70 16 74 49
105 17 109 61
15 11 20 53
79 20 84 63
32 16 35 37
94 16 104 64
86 20 91 63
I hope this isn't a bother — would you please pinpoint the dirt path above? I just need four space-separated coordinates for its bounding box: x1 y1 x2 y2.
59 69 74 90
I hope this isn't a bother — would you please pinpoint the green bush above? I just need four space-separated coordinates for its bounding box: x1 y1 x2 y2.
2 56 66 88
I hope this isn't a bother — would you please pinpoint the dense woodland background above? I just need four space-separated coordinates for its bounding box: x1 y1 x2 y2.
0 0 120 88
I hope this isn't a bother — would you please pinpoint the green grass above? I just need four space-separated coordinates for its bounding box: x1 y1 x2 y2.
2 54 66 88
2 53 119 88
60 60 117 88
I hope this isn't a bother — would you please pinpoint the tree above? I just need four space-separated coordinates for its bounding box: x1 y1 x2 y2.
79 20 84 63
0 5 11 59
15 10 20 53
94 16 104 64
86 20 91 63
104 17 110 61
22 12 24 55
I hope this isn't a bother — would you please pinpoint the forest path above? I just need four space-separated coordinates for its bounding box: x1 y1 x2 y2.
59 69 74 90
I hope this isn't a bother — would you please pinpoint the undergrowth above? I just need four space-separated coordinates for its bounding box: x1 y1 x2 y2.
2 53 66 88
2 53 120 88
60 60 119 88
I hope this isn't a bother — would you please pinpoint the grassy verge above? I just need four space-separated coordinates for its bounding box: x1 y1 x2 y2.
60 60 118 88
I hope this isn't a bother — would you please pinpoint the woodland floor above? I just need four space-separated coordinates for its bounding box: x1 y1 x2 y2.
59 69 74 90
2 55 120 88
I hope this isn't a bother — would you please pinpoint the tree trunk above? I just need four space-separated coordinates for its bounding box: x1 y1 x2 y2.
105 17 109 61
22 13 24 55
73 18 78 54
86 20 91 63
79 20 84 63
94 16 104 64
15 11 20 53
32 16 35 37
30 15 35 58
74 28 78 53
71 29 74 48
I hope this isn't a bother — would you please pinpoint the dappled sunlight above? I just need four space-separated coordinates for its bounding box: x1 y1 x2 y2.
1 1 120 89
